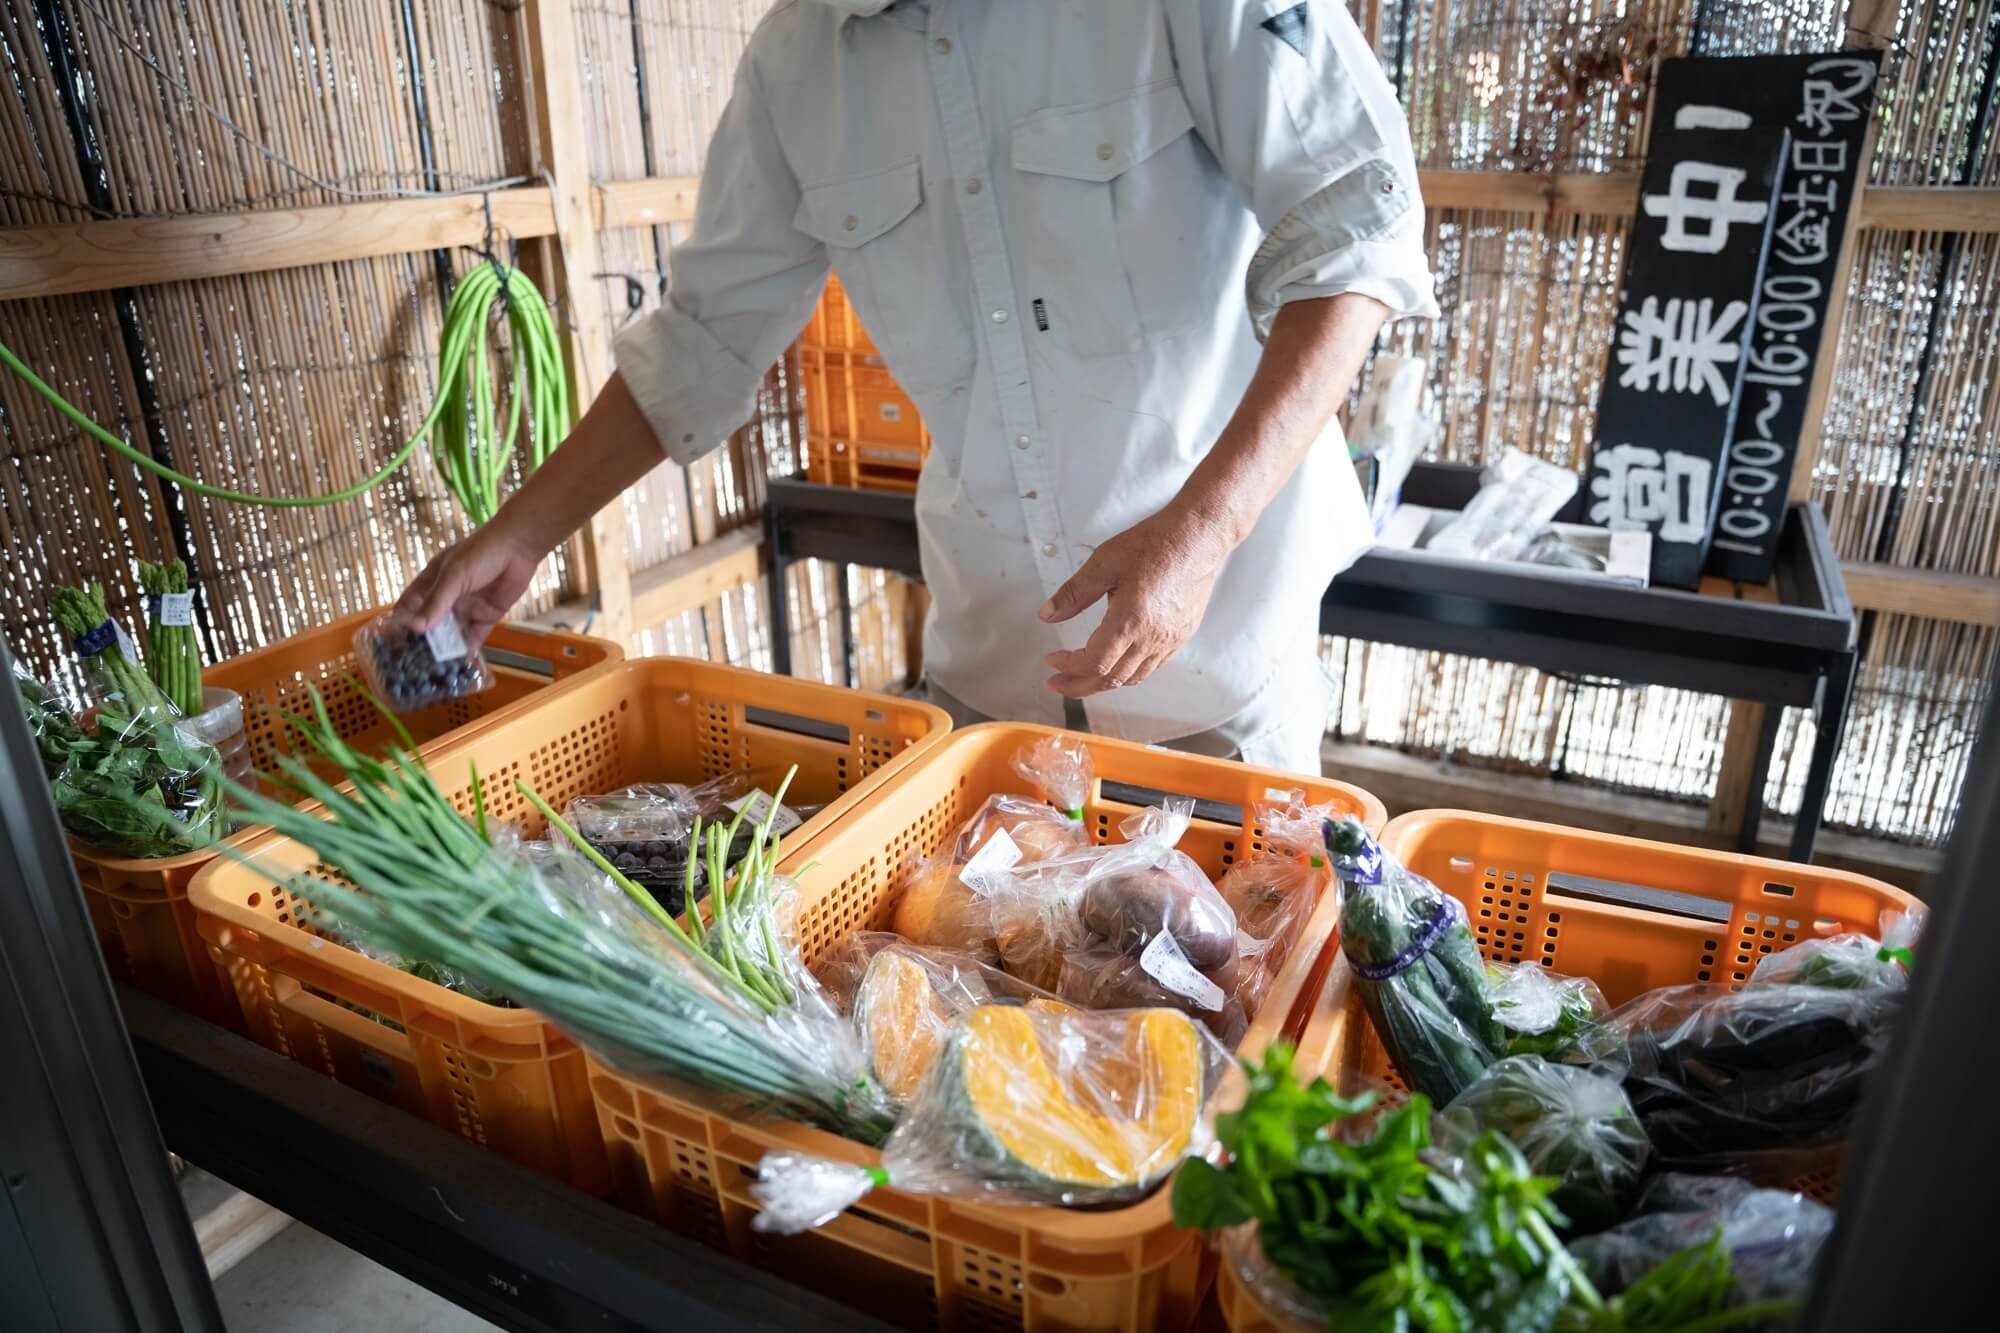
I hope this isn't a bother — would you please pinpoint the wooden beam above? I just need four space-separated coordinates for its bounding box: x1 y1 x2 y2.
630 525 764 628
594 176 700 230
1842 561 2000 626
1322 740 1939 894
519 0 633 643
1857 187 2000 234
0 188 555 300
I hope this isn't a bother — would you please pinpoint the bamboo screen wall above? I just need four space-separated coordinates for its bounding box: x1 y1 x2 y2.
0 1 1988 846
1327 0 1999 847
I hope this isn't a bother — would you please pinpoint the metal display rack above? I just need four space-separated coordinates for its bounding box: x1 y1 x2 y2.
761 467 1857 861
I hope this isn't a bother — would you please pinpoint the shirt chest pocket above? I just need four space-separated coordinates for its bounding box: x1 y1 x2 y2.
1011 80 1202 360
794 158 973 394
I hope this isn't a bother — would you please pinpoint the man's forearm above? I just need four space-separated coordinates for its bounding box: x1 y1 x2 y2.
501 372 668 553
1171 293 1390 549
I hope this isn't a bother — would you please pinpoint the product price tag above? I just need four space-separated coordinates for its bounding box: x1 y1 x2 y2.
113 621 140 664
727 789 803 836
1140 930 1224 1011
424 616 469 663
158 591 195 627
960 827 1024 887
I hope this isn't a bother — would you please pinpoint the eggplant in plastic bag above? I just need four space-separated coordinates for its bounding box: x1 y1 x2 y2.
1590 981 1901 1174
1437 1054 1648 1233
1749 907 1924 992
749 1003 1229 1234
1570 1172 1834 1313
1326 816 1504 1103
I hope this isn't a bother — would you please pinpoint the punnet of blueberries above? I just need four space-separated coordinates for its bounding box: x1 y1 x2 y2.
353 615 494 713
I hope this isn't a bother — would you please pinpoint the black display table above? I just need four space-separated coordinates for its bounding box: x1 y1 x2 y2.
762 466 1856 862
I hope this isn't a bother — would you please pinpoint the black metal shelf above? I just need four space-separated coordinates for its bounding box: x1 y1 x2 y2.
763 465 1856 860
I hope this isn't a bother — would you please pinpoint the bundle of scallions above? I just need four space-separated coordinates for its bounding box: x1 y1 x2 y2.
223 687 891 1144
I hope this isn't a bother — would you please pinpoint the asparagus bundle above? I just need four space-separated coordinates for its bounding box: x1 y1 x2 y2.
227 689 892 1143
138 559 202 715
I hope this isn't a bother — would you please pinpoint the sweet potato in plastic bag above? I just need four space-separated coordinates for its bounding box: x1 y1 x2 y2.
749 1002 1230 1233
977 799 1235 993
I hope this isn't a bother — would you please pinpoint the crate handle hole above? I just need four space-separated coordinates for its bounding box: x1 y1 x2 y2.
611 1114 641 1142
1761 882 1796 897
246 891 262 908
1026 1273 1067 1296
1449 856 1474 873
1813 917 1842 934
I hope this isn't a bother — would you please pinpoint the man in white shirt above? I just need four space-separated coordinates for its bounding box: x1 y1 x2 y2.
401 0 1435 774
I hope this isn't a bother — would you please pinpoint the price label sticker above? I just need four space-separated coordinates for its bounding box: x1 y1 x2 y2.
960 826 1024 887
113 621 140 664
158 591 195 627
727 789 804 837
1140 931 1225 1011
424 616 469 663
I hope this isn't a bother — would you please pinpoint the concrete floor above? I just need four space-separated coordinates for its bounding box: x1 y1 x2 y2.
214 1222 502 1333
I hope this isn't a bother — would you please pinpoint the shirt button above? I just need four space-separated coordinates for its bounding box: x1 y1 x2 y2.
991 308 1009 323
842 214 858 231
1096 143 1115 161
1014 435 1030 450
965 177 982 195
934 37 951 54
1381 180 1396 194
1041 543 1058 557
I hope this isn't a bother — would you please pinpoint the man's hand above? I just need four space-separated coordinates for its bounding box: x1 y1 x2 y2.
395 518 547 649
1038 504 1234 698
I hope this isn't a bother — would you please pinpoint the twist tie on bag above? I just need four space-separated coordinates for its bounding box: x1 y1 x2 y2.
1347 895 1458 982
73 619 120 657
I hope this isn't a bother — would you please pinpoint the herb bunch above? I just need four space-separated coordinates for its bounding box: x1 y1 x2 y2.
1172 1044 1794 1333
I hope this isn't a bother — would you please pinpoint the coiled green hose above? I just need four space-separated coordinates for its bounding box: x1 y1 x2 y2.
0 258 570 520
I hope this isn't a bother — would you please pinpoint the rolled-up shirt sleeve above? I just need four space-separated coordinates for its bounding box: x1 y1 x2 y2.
612 47 828 464
1168 0 1439 338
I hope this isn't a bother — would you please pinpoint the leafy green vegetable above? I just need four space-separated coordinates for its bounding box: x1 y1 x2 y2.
1175 1044 1791 1333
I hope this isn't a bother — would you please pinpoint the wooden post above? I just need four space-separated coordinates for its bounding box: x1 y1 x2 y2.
517 0 634 643
1707 699 1772 839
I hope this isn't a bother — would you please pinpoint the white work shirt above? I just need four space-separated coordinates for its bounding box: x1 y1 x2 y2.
615 0 1437 749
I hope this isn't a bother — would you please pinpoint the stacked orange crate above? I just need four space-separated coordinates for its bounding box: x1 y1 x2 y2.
799 274 928 492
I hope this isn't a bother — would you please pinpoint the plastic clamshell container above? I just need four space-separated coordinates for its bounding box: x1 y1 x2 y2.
1213 809 1925 1333
70 608 621 1025
585 722 1387 1332
187 658 949 1192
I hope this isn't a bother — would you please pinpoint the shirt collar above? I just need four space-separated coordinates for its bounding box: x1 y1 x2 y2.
814 0 898 19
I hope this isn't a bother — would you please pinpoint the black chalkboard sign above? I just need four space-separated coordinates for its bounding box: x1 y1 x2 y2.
1585 127 1785 589
1652 52 1884 583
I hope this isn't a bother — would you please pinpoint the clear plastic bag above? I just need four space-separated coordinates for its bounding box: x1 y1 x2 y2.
1328 817 1504 1104
1425 447 1580 563
1486 961 1609 1062
564 773 784 915
1588 981 1902 1176
1749 906 1925 991
285 824 895 1142
353 610 494 713
1568 1172 1835 1309
1214 791 1338 1033
816 932 1067 1105
750 1002 1230 1233
46 615 225 858
980 800 1236 995
1437 1054 1648 1233
14 660 84 780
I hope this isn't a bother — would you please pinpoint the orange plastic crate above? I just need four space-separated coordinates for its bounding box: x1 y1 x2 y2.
71 609 620 1025
799 275 929 493
188 658 949 1192
586 722 1387 1332
1213 809 1924 1332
